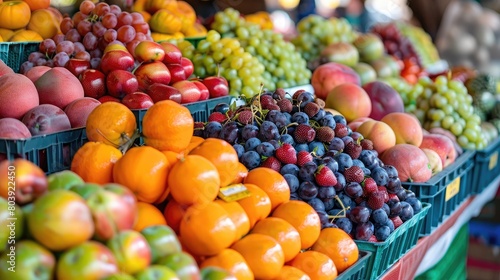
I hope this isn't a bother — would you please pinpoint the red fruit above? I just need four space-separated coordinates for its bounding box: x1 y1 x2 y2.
207 112 227 123
368 235 378 242
315 165 337 187
303 102 320 118
79 69 106 99
99 50 135 75
106 70 139 99
275 143 297 165
315 126 335 143
261 156 282 172
98 95 121 103
277 99 292 113
390 216 403 229
121 92 154 110
388 193 399 201
334 123 349 138
180 57 194 78
135 61 171 90
377 186 390 203
166 64 186 84
201 76 229 98
343 166 364 183
362 178 378 197
294 124 316 144
360 139 374 150
171 80 201 104
192 80 209 101
147 83 182 104
367 191 385 210
65 58 90 77
297 150 313 167
344 141 362 159
236 110 253 125
160 41 182 65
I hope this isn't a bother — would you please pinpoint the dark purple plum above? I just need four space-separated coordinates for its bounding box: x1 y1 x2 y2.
281 164 300 177
349 206 370 224
355 222 374 241
298 181 318 201
345 182 363 199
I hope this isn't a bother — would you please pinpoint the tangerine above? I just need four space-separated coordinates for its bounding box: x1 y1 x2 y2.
200 248 254 280
231 162 248 184
133 202 167 232
311 228 359 273
163 198 187 234
86 102 137 147
251 217 301 262
215 200 250 242
289 250 337 280
236 183 272 228
71 141 122 184
272 265 311 280
243 167 290 211
184 135 204 154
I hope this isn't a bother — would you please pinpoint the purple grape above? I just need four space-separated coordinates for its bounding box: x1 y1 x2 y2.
255 142 275 157
317 186 336 201
291 112 309 124
334 193 354 209
324 198 335 211
290 192 300 200
308 198 326 212
308 141 325 157
342 136 354 146
351 132 363 141
383 165 399 178
240 151 261 170
349 206 370 223
280 164 300 177
333 172 346 192
298 181 318 201
382 203 390 216
387 199 402 218
385 218 395 232
358 150 378 170
345 182 363 199
283 174 299 193
213 103 230 114
203 122 222 139
328 137 344 151
244 137 261 151
219 121 239 144
333 115 347 126
279 134 295 146
386 177 402 194
296 91 314 108
371 208 389 225
319 114 336 129
268 139 280 149
375 225 391 241
258 121 280 142
399 201 414 221
405 197 422 214
320 156 338 173
241 124 259 141
317 210 330 225
362 168 371 176
311 109 326 121
323 222 338 229
266 110 289 130
371 167 389 186
294 143 309 153
352 159 365 168
233 144 244 158
355 222 374 241
335 217 353 234
90 57 100 69
298 161 317 182
334 153 353 172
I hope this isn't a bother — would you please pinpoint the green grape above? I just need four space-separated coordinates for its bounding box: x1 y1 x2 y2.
450 122 464 136
212 50 224 63
194 66 206 77
463 129 478 142
229 78 242 91
241 86 254 98
457 135 469 147
441 115 455 129
206 30 221 43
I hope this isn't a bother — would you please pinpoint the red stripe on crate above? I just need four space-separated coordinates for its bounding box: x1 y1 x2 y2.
467 257 500 271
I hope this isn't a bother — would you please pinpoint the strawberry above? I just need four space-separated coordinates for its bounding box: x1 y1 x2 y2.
275 143 297 165
368 235 378 242
208 112 227 123
273 88 286 100
297 150 313 167
277 98 292 113
360 139 374 150
378 186 390 203
261 156 282 172
263 103 280 111
344 141 362 159
343 166 364 183
315 165 337 187
237 110 253 125
316 126 335 143
304 102 320 117
259 94 275 106
294 124 316 144
367 191 385 210
388 193 399 201
314 98 325 108
390 216 403 229
334 123 349 138
292 89 306 99
362 177 378 197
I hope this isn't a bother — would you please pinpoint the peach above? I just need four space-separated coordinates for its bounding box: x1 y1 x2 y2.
0 118 32 139
348 117 373 131
363 81 404 120
311 62 360 100
422 148 443 175
24 65 51 83
325 83 372 123
356 120 396 154
21 104 71 136
64 97 102 128
0 73 39 119
380 144 432 183
35 67 85 109
419 133 457 168
0 60 14 77
381 112 423 146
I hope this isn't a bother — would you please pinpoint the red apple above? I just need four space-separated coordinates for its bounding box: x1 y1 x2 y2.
133 22 150 35
311 62 361 100
180 57 194 78
106 230 152 275
102 183 137 211
99 50 135 75
363 81 404 121
0 240 55 280
134 41 166 63
136 266 178 280
98 95 121 103
166 64 186 84
125 40 142 57
140 225 182 263
172 80 201 104
79 69 106 99
21 104 71 136
419 133 457 168
106 69 139 98
147 83 182 104
202 76 229 98
0 159 48 205
193 80 209 101
122 92 154 109
134 61 171 90
160 41 182 65
156 252 200 280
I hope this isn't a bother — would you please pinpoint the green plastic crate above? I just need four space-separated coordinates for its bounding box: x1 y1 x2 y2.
403 150 475 235
355 203 431 280
185 36 206 48
471 137 500 194
0 128 87 175
336 251 371 280
0 42 39 73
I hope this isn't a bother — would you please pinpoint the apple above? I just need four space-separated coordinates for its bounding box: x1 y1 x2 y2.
101 273 136 280
135 61 171 90
201 267 237 280
141 225 182 263
136 265 179 280
363 81 404 121
160 41 182 65
166 64 187 84
102 183 137 211
0 118 31 139
65 58 91 77
419 133 457 168
35 67 84 109
98 95 121 103
0 197 24 248
0 159 48 205
106 69 139 99
201 76 229 99
421 148 443 175
311 62 361 100
85 187 138 241
47 170 84 191
320 42 359 67
69 183 102 199
21 104 71 136
56 241 119 280
134 41 166 62
352 62 377 85
79 69 107 99
126 40 142 57
122 92 154 110
172 80 201 104
156 252 200 280
369 55 402 78
100 49 135 75
147 83 182 104
180 57 194 78
193 80 209 101
0 240 55 280
353 33 385 62
107 230 152 275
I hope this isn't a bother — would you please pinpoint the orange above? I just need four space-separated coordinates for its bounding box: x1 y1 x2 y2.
133 202 167 232
272 266 311 280
251 217 301 262
231 233 285 279
113 146 170 204
289 251 337 280
71 142 122 184
86 102 137 147
163 198 187 234
200 248 254 280
9 29 43 42
231 162 248 184
23 0 50 11
236 183 272 229
168 154 220 207
271 200 321 250
162 150 180 166
142 100 194 153
311 228 359 273
184 135 204 154
190 138 239 187
243 167 290 211
179 201 236 256
215 200 250 242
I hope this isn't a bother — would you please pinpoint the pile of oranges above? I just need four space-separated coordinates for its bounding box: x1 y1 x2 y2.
68 100 360 279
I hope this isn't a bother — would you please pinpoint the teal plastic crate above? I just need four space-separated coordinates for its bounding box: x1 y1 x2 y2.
0 128 87 174
471 137 500 194
0 42 39 73
403 150 475 235
336 251 371 280
355 203 431 280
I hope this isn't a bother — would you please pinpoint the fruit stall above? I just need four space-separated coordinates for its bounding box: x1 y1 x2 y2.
1 0 500 279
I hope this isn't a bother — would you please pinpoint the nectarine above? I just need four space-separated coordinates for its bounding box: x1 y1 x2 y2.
356 120 396 154
381 112 423 146
0 118 32 139
325 83 372 123
0 73 39 119
35 67 85 109
64 97 102 128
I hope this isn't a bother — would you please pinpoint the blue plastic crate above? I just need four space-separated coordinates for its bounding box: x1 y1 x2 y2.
0 42 39 73
471 137 500 194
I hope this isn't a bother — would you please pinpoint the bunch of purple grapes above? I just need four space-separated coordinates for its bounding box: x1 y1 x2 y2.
371 23 421 67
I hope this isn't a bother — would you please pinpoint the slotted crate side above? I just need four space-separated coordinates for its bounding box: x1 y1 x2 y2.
0 42 39 73
471 137 500 194
336 251 371 280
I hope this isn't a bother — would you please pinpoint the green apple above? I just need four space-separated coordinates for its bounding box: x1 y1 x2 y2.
135 265 180 280
21 203 33 240
56 241 119 280
47 170 84 191
201 266 237 280
0 197 24 251
107 230 152 275
370 55 402 78
141 225 182 263
353 33 385 62
69 183 102 199
0 240 55 280
102 273 136 280
352 62 377 85
157 252 200 280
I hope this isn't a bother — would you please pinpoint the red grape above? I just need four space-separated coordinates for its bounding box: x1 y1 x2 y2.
77 20 92 36
92 22 106 37
20 61 34 74
56 41 75 55
89 48 102 59
103 29 117 43
93 2 110 17
28 52 45 63
65 29 82 43
39 39 57 56
74 42 86 53
83 32 98 51
53 52 70 67
117 25 136 43
130 12 145 24
116 12 132 29
79 0 95 15
45 60 54 67
132 22 149 35
101 13 117 29
72 11 86 27
74 51 91 61
60 17 74 34
36 58 48 66
109 4 121 15
97 37 109 51
134 32 147 41
53 34 65 45
90 57 101 69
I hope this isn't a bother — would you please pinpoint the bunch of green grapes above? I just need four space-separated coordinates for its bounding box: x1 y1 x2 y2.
291 15 357 62
177 30 265 98
381 77 425 113
413 76 486 150
210 8 311 91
